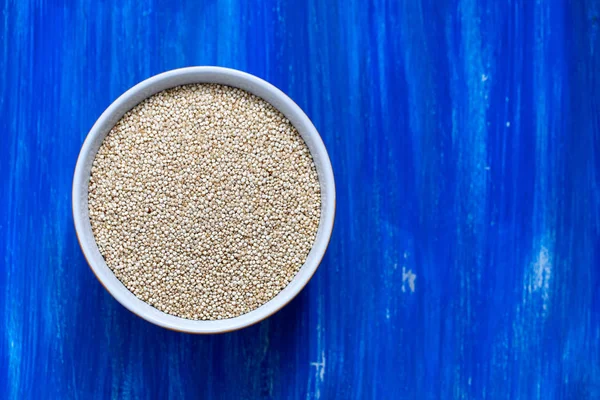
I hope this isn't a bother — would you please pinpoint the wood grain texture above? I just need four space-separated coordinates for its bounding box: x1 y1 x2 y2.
1 0 599 398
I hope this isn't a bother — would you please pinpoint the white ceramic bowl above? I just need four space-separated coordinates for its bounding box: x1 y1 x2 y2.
73 67 335 334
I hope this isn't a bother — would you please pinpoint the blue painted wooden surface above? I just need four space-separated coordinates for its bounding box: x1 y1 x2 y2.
1 0 599 398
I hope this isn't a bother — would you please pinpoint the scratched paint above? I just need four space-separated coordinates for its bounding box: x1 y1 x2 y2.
1 0 599 399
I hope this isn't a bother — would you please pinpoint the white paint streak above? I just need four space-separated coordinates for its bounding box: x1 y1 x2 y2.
528 245 552 310
402 267 417 293
310 351 326 382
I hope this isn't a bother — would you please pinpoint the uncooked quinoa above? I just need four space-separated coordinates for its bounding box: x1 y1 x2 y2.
88 84 321 320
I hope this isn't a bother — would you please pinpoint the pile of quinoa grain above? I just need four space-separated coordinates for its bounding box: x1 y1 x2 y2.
88 84 321 320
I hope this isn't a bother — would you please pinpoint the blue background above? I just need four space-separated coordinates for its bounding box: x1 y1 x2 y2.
1 0 600 398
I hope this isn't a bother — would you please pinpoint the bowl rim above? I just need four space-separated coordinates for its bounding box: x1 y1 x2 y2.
72 66 336 334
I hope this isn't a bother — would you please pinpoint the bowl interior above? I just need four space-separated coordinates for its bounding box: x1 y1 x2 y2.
73 67 335 333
